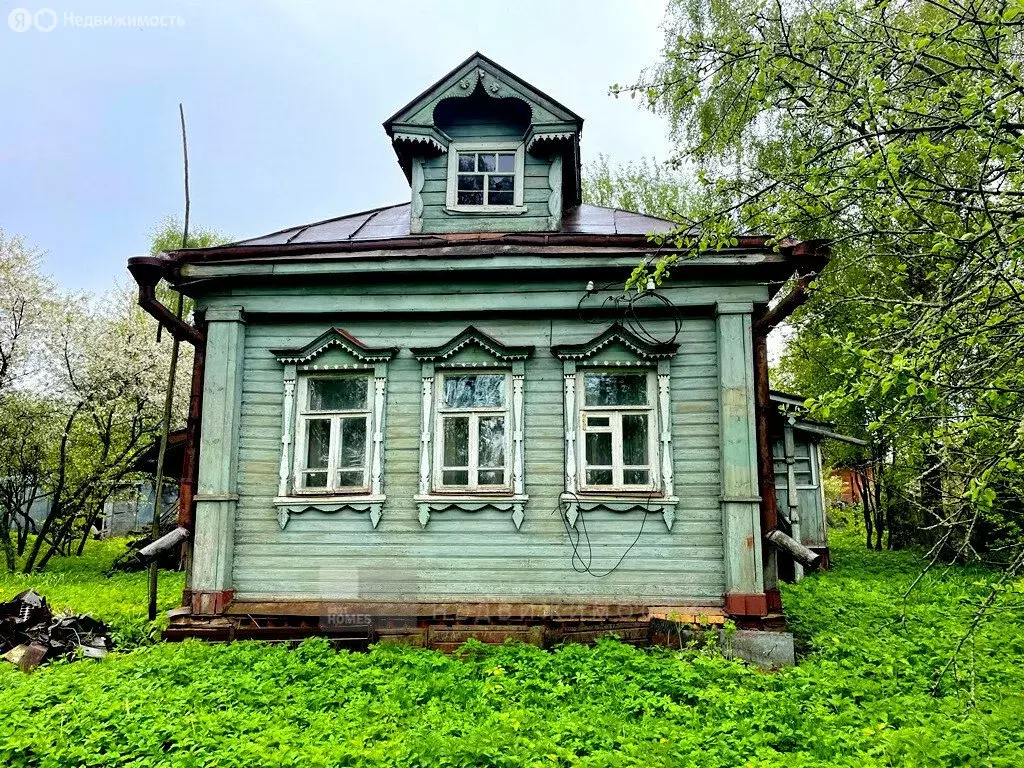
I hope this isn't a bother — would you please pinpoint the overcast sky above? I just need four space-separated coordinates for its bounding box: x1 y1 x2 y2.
1 0 673 292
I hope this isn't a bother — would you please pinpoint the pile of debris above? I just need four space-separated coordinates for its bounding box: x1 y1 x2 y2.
0 590 112 671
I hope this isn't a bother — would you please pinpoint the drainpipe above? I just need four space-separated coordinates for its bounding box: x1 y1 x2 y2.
753 239 830 576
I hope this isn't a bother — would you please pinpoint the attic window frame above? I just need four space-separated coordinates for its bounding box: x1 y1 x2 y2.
445 141 526 215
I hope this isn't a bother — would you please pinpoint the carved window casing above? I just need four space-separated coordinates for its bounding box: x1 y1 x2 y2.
445 142 526 214
270 329 397 530
552 324 680 531
412 327 533 529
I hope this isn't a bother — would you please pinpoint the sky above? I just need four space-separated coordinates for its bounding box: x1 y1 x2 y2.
0 0 673 292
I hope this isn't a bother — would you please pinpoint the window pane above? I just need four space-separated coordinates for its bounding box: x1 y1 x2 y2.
585 431 613 467
586 469 613 486
442 417 470 467
622 414 648 465
585 415 610 428
583 373 648 406
340 417 366 469
337 470 363 487
443 374 504 408
488 191 513 206
478 416 505 468
478 469 504 485
497 153 515 172
303 471 327 489
457 174 483 191
488 175 514 192
308 378 367 411
457 153 475 172
305 419 331 469
624 469 649 485
478 153 497 172
443 470 469 485
457 191 483 206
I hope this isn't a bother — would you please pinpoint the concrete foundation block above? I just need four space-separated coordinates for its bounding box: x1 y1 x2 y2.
724 629 795 668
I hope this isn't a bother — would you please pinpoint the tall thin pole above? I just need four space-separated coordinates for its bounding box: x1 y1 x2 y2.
148 104 190 622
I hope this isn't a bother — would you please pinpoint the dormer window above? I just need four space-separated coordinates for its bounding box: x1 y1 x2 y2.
445 141 525 213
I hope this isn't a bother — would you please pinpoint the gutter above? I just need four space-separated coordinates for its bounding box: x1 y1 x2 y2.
127 256 205 347
752 239 831 580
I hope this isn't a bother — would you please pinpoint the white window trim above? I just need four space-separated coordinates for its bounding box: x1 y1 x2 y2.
445 141 526 214
292 373 374 495
575 369 661 493
432 370 514 492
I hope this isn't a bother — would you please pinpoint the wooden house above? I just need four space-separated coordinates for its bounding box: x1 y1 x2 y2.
129 54 830 645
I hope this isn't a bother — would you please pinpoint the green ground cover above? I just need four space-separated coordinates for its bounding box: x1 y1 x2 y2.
0 533 1021 767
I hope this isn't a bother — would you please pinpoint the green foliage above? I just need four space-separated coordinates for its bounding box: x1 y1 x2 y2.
618 0 1024 558
0 534 1022 766
583 155 695 222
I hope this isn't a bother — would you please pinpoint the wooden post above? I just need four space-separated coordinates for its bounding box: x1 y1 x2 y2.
190 306 246 615
716 303 767 617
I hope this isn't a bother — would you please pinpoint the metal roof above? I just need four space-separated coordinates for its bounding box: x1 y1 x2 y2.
231 203 681 248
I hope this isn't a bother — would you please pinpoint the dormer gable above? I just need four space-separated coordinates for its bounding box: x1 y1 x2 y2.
383 53 582 235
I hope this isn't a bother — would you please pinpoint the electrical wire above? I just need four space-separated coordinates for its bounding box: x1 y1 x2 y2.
558 280 681 576
554 490 656 578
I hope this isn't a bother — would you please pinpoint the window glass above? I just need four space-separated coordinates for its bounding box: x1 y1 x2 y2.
478 416 506 468
308 378 367 411
585 432 613 467
583 372 647 407
443 374 505 408
436 372 510 490
622 414 648 465
442 417 470 467
297 374 372 493
340 418 367 469
578 371 657 490
454 151 518 206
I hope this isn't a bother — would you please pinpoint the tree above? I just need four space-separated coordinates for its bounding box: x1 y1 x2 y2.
583 155 696 222
616 0 1024 566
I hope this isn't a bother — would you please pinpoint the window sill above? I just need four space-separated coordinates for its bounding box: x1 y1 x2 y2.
413 493 529 530
273 495 386 530
444 204 527 216
560 493 679 531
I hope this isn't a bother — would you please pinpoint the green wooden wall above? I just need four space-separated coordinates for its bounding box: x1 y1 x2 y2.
228 315 725 605
415 94 560 234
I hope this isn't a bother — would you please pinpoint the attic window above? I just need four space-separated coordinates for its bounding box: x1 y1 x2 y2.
446 142 525 213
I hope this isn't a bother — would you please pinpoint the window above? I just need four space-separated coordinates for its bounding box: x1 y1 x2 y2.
578 371 658 491
445 142 525 212
295 374 372 493
434 371 511 490
456 151 516 206
774 440 817 488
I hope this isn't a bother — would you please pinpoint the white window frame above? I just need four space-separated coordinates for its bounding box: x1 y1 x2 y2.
576 369 661 493
432 369 513 492
293 373 373 495
445 141 526 214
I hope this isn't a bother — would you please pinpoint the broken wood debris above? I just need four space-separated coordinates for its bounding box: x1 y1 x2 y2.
0 589 112 671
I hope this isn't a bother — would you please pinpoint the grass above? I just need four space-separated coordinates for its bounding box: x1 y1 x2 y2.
0 532 1021 766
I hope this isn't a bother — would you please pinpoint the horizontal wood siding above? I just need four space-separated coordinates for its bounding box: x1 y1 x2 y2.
419 120 555 233
230 316 724 604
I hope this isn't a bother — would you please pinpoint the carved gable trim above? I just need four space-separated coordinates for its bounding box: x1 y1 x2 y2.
411 326 534 364
270 328 398 365
550 323 678 362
